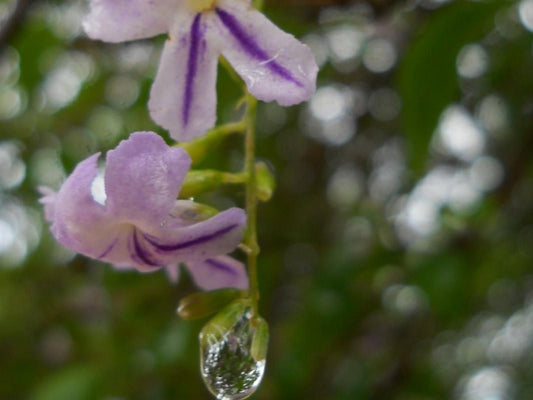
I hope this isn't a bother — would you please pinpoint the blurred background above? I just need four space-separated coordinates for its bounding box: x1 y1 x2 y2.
1 0 533 398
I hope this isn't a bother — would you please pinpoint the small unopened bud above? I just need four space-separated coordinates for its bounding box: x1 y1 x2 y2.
177 289 247 320
255 162 275 202
179 170 224 198
180 170 247 198
251 317 269 361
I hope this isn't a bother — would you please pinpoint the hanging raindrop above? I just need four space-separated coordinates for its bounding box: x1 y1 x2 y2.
199 300 267 400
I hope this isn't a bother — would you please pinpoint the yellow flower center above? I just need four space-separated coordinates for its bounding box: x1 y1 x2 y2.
184 0 216 12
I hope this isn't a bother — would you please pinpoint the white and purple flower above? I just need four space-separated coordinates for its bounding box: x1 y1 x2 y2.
83 0 318 141
40 132 248 290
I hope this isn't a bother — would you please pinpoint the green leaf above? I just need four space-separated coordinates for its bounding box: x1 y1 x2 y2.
398 0 509 174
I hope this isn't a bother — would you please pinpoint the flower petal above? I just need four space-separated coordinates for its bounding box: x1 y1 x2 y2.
44 153 120 258
41 132 246 276
141 207 246 263
187 255 249 290
83 0 175 42
38 186 57 222
104 132 191 230
149 14 218 142
166 264 181 283
100 206 245 271
212 0 318 106
71 224 162 272
166 199 220 226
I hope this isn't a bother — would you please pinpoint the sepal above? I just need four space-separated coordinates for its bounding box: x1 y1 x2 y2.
251 316 269 361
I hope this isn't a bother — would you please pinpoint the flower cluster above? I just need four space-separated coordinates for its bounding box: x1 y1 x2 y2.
42 0 317 290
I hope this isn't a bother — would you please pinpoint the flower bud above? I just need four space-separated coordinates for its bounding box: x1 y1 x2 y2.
179 170 225 198
251 317 269 361
180 170 247 198
255 162 275 202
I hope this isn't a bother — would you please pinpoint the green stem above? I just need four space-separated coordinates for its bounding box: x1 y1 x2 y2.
209 120 246 136
247 0 263 323
220 56 245 88
221 171 248 184
178 120 246 166
243 92 260 318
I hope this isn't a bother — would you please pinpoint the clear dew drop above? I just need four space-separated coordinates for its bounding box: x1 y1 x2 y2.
200 306 265 400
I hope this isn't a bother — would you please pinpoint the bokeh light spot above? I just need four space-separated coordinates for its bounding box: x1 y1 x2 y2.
437 105 485 162
457 43 489 79
518 0 533 32
362 38 397 73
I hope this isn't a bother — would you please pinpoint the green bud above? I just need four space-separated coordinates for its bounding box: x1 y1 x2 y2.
180 170 224 198
180 170 247 198
255 162 275 202
251 317 269 361
177 289 247 320
180 136 221 166
199 298 252 345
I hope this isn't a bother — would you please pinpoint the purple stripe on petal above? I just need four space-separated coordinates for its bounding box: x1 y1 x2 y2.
132 229 161 267
98 237 118 258
205 258 239 276
215 7 303 87
143 223 240 252
183 14 203 126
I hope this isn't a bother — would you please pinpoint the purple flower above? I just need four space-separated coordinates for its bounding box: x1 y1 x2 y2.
83 0 318 141
40 132 248 290
168 255 248 290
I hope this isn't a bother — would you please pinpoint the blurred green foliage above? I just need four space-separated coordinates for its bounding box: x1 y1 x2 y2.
398 0 508 173
1 0 533 399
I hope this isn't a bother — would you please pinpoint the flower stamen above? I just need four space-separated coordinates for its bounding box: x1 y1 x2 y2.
185 0 216 13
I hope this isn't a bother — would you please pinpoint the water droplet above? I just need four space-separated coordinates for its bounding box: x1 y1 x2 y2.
200 303 266 400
